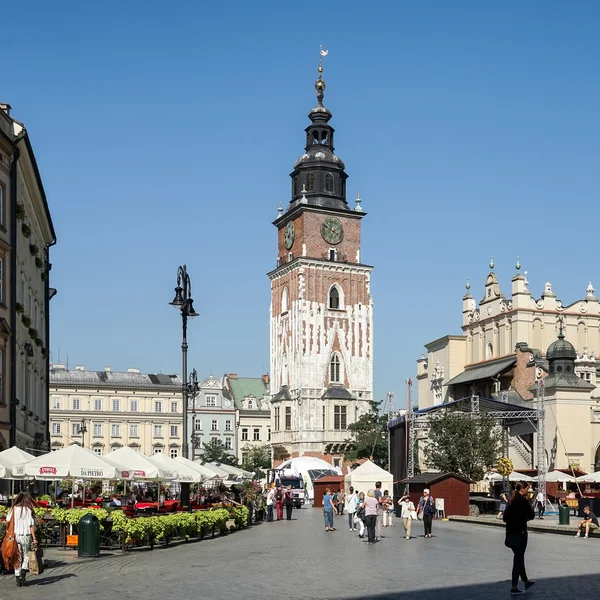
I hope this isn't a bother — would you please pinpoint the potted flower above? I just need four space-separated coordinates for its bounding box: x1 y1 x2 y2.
29 244 39 256
35 257 43 269
22 314 31 328
15 302 24 314
21 223 31 238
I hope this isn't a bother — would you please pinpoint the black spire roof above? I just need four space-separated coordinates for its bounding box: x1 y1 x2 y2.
287 59 350 213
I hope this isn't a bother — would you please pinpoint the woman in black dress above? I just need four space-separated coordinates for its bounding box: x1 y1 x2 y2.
503 481 536 595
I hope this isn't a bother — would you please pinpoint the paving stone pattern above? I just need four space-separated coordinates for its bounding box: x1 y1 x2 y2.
1 509 599 599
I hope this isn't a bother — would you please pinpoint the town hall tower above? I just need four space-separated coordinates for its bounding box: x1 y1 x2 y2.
268 56 373 465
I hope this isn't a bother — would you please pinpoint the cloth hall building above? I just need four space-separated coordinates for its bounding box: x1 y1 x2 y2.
268 61 373 465
416 260 600 474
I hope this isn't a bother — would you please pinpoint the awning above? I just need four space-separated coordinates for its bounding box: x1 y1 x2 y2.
445 356 516 387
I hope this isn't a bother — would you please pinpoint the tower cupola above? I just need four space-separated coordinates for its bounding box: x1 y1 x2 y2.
287 48 349 213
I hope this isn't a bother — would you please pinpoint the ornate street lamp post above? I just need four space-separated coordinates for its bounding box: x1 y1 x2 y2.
169 265 198 507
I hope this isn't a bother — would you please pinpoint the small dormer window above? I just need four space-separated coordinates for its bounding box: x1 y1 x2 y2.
248 399 253 409
325 173 334 193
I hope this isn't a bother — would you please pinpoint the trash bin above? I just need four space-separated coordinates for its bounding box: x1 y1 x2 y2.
78 513 100 557
559 503 570 525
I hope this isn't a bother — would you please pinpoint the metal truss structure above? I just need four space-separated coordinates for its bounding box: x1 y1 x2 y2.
404 379 546 494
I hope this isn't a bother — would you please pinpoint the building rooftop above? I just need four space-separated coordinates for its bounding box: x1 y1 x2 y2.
49 367 182 390
226 376 269 410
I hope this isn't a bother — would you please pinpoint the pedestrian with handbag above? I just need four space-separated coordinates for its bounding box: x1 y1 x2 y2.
398 494 416 540
284 485 294 520
363 489 379 544
417 488 436 538
5 492 37 587
503 481 536 595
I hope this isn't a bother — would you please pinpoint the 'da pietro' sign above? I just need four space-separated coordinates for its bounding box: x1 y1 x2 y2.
80 469 106 478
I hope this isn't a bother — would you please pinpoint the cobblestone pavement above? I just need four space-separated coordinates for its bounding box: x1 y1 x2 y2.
1 509 599 599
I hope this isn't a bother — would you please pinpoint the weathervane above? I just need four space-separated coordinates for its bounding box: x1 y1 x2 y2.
318 45 328 73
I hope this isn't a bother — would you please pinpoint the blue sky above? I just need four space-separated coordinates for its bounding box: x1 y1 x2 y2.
5 1 600 404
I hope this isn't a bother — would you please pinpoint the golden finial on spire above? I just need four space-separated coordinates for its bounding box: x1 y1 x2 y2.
315 46 328 104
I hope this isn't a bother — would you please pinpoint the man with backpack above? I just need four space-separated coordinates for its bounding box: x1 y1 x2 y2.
275 485 284 520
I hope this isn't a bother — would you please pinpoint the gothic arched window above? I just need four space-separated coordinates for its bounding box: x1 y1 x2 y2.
330 354 341 383
329 286 340 309
292 177 298 197
306 173 315 192
325 173 334 193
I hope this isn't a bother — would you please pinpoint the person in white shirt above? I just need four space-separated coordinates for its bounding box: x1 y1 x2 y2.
398 494 416 540
536 491 545 520
345 487 358 531
266 486 275 522
7 491 37 587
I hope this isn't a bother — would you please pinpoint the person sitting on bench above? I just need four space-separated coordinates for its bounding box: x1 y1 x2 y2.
576 505 599 538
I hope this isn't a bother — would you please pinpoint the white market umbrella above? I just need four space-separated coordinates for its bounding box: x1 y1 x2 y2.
102 447 176 481
543 470 577 483
24 445 118 480
485 471 534 483
147 454 199 483
0 447 36 479
195 460 228 478
206 462 252 479
576 471 600 483
186 459 220 479
173 456 210 481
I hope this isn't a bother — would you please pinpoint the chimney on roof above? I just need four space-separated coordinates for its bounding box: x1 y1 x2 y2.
229 373 237 379
262 374 270 385
75 365 85 371
127 368 140 374
104 366 111 372
0 103 11 116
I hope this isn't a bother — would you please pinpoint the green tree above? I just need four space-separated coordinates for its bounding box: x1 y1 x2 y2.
201 438 238 466
424 411 502 481
241 443 271 479
344 401 389 469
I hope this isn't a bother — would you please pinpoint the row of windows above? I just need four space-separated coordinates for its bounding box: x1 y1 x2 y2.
87 446 180 459
241 427 270 442
52 422 179 438
274 405 347 432
292 173 336 196
194 419 232 432
53 398 179 413
193 436 234 450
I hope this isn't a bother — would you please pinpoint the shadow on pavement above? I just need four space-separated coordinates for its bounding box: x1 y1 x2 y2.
30 574 77 586
340 572 600 600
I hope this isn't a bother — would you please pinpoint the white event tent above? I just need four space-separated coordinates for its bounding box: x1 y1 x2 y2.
484 471 535 483
23 445 118 480
102 447 177 481
544 470 577 483
345 460 393 494
576 471 600 483
0 447 35 479
205 462 252 479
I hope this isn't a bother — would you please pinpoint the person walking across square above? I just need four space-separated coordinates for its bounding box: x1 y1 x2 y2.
374 481 384 540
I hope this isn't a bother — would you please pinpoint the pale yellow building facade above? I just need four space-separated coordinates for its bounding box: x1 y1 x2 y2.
49 366 183 457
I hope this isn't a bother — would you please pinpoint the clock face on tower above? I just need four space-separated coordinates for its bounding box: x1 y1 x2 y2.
284 221 295 249
321 217 344 245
